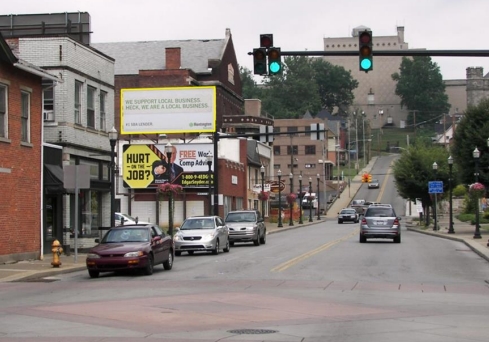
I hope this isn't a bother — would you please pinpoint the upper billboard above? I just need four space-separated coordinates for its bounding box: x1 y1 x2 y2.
121 86 216 135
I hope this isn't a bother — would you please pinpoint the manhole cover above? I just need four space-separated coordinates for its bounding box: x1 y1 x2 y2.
228 329 278 335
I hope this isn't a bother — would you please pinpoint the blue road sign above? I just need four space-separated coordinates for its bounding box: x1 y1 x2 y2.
428 181 444 194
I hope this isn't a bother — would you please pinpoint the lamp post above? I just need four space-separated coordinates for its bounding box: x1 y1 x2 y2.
206 152 213 215
108 127 118 228
277 170 283 228
335 144 340 199
362 111 366 168
473 148 482 239
316 174 321 220
260 165 265 216
432 162 438 231
298 175 303 224
289 173 294 226
448 156 455 234
308 177 313 222
354 112 359 173
165 142 174 238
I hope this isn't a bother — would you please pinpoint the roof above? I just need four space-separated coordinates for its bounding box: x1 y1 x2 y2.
92 38 228 75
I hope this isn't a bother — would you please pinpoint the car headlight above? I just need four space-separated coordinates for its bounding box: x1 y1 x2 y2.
246 226 256 231
174 234 182 241
86 253 100 259
201 232 217 240
124 251 144 258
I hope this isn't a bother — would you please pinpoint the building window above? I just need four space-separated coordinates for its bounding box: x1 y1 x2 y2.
305 164 316 168
304 125 311 137
287 145 298 155
75 81 82 125
87 86 96 128
21 91 30 142
273 126 281 133
305 145 316 155
287 164 298 169
273 164 281 170
80 159 100 179
43 80 54 121
0 84 7 138
287 126 298 136
100 90 107 131
273 146 281 155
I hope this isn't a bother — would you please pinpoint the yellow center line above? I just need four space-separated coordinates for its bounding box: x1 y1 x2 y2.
271 230 358 272
376 166 392 203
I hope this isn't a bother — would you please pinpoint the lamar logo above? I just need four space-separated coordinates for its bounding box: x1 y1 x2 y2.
189 122 212 128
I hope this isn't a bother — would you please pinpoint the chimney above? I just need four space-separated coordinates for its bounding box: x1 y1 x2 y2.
165 47 181 69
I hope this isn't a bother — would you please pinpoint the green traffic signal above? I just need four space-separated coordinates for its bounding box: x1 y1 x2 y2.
358 30 373 72
268 47 282 75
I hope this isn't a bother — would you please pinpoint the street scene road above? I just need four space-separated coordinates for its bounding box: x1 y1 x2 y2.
1 155 489 342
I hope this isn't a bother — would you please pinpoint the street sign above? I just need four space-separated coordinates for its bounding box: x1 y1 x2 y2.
428 181 443 194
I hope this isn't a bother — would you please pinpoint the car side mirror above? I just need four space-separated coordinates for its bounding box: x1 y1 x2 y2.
153 235 162 242
135 216 139 224
94 238 100 243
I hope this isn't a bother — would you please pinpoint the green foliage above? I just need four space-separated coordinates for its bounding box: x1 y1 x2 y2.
391 56 450 127
452 184 467 197
452 98 489 186
392 143 450 211
240 56 358 119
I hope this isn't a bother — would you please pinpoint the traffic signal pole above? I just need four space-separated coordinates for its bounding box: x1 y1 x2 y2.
256 50 489 57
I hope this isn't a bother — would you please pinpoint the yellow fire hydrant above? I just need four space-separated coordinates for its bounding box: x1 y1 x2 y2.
51 239 63 268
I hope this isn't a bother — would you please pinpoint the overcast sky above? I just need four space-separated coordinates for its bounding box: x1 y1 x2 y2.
3 0 489 80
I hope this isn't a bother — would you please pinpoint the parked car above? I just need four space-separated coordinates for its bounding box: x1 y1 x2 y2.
359 205 401 243
368 178 380 189
85 224 174 278
115 212 151 226
174 216 230 256
224 210 266 246
337 208 359 224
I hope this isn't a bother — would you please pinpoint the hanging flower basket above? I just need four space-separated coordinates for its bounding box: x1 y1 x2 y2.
258 191 269 201
286 193 297 205
469 182 486 199
158 183 183 196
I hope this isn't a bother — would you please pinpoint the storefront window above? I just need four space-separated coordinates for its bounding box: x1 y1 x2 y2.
80 190 100 237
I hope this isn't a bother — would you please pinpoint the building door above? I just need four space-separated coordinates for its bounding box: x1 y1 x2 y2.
44 195 62 254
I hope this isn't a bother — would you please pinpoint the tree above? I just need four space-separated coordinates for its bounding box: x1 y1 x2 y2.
452 98 489 186
391 56 450 127
392 143 450 225
239 56 358 119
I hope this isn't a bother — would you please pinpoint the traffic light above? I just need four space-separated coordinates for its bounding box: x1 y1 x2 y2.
253 48 267 75
268 47 282 75
359 30 373 72
362 174 369 183
368 174 372 183
260 34 273 49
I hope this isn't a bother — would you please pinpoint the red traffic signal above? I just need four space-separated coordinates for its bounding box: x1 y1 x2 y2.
260 34 273 48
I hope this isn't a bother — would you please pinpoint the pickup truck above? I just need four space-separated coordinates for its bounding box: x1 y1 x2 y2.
350 199 366 216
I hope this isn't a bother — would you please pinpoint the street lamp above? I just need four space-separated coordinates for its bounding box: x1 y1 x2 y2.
308 177 313 222
362 111 366 168
298 174 303 224
432 162 438 231
335 144 340 199
289 173 294 226
260 165 265 216
473 147 482 239
354 111 359 173
277 170 283 228
448 156 455 234
165 142 174 238
108 126 118 228
316 174 321 220
206 152 213 215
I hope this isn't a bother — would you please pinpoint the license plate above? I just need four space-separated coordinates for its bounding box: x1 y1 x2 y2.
375 220 386 225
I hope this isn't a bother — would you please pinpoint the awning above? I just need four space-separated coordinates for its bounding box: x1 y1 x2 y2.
44 164 66 194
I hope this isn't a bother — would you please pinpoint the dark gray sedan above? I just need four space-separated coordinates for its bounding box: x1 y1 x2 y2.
337 208 359 224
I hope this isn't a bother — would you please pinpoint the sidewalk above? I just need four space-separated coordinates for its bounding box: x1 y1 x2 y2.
2 157 488 282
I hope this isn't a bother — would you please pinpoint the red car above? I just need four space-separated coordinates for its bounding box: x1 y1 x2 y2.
86 224 174 278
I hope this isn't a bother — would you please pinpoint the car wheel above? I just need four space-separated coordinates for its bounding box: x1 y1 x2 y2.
260 229 266 244
175 251 181 256
253 233 261 246
354 219 359 223
88 270 99 278
212 239 220 255
359 234 367 243
338 220 343 224
223 238 230 252
393 235 401 243
163 251 173 270
143 255 154 275
188 251 194 255
230 241 235 247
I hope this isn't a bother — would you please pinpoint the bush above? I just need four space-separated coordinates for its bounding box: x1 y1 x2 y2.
453 184 467 197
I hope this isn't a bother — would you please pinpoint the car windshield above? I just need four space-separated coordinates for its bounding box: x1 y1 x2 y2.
372 179 379 183
341 210 356 214
103 228 149 243
225 212 256 222
180 218 215 230
366 208 395 217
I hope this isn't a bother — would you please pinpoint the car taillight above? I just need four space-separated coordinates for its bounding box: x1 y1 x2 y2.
361 218 367 224
393 218 400 225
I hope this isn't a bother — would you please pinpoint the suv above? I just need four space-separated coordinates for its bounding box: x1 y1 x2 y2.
351 199 366 216
224 210 266 246
360 205 401 243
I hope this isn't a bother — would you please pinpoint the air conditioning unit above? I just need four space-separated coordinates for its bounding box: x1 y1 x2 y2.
43 110 54 121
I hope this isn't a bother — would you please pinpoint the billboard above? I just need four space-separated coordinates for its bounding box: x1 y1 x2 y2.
122 143 214 189
120 86 216 134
